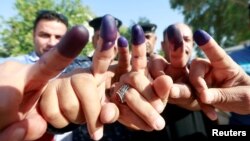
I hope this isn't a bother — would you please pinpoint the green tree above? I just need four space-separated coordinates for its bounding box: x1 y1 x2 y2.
169 0 250 48
0 0 95 57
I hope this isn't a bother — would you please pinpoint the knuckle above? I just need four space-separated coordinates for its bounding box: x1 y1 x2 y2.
44 110 61 123
61 102 79 118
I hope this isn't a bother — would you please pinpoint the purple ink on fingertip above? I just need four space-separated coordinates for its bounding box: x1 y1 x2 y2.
102 41 115 51
193 29 211 46
166 25 183 51
100 14 118 51
131 24 145 45
118 36 128 47
57 25 89 58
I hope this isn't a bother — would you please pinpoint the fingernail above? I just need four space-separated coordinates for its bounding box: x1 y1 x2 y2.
166 25 183 51
58 25 89 58
100 14 118 51
118 36 128 47
90 127 103 141
170 85 180 98
131 24 145 45
155 104 165 113
102 41 116 51
207 110 218 121
193 29 211 46
11 127 26 141
154 116 165 130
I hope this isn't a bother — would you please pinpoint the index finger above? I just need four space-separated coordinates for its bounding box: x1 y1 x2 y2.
117 36 130 72
193 29 236 69
91 15 118 82
28 25 89 88
131 24 147 72
111 36 131 83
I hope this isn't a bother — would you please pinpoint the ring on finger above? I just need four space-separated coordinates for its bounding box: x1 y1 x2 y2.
116 84 130 103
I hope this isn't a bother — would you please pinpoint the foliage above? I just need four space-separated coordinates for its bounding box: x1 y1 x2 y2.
169 0 250 48
0 0 95 57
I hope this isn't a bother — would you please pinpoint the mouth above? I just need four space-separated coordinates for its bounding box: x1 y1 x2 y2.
43 48 52 52
185 49 189 55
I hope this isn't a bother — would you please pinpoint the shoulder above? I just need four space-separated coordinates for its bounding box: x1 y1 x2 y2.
71 56 92 67
63 56 92 73
0 55 29 64
0 51 39 64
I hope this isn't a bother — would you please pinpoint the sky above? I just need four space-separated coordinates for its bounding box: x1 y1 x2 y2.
0 0 184 52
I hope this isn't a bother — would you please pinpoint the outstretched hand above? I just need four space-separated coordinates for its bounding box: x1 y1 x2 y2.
0 25 89 141
110 25 173 131
39 15 122 141
190 29 250 115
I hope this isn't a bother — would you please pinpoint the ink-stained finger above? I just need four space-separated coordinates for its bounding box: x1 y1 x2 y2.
28 25 89 89
131 24 147 72
91 15 118 83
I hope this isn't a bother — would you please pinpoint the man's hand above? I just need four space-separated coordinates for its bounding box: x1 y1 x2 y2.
0 25 89 141
190 29 250 116
39 15 121 141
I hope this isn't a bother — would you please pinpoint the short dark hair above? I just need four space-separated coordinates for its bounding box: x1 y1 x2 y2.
33 10 68 30
140 23 157 33
88 16 122 31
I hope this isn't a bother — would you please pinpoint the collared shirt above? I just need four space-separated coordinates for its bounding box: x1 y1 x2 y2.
0 51 92 73
0 51 39 64
63 56 92 73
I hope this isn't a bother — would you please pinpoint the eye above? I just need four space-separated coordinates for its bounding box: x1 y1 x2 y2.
145 35 151 39
55 35 63 40
39 33 50 38
184 36 192 43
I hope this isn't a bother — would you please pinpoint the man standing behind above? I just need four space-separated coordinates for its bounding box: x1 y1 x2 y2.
0 9 69 141
87 16 122 60
0 10 68 64
139 23 157 57
69 15 134 141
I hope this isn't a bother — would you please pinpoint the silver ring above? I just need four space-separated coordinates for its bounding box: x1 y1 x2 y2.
116 84 130 103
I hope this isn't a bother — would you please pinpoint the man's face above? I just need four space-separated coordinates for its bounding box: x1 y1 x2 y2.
145 32 157 56
33 19 67 57
162 24 193 68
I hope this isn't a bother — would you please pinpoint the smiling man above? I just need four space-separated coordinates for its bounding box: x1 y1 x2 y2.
0 10 68 64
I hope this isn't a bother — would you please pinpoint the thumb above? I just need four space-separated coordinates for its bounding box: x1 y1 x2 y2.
26 25 89 90
0 113 47 141
100 103 119 124
0 124 26 141
202 86 248 105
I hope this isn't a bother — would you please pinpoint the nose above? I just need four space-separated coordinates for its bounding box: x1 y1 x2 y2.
47 36 59 47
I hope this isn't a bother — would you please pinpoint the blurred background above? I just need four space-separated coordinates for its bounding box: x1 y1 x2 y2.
0 0 250 126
